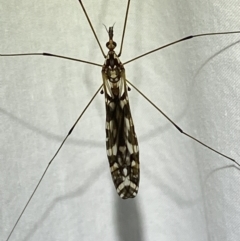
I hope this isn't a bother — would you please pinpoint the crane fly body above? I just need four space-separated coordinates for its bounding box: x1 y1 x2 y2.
103 26 139 198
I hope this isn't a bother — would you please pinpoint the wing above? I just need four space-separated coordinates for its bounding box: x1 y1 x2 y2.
103 71 139 199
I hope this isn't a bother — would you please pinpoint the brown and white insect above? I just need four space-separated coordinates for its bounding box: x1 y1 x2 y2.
1 0 240 240
102 26 139 198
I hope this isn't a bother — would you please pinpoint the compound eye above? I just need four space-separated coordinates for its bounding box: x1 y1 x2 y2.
106 41 117 50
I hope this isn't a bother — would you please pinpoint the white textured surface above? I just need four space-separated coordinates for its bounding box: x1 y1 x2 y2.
1 1 240 241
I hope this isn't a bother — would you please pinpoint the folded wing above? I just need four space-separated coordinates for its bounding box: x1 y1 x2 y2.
103 71 139 199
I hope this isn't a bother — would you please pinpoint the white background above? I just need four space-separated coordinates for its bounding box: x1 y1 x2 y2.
1 0 240 241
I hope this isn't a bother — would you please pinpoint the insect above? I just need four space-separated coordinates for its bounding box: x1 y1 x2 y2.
1 0 240 241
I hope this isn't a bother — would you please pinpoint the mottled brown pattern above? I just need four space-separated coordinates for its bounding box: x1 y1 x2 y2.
104 88 139 199
100 24 140 199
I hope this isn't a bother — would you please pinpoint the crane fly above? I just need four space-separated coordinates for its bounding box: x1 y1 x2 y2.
1 0 240 240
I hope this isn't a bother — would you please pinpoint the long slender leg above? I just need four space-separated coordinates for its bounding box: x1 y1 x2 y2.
126 80 239 166
124 31 240 65
0 53 102 67
77 0 106 58
118 0 131 57
4 84 103 241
